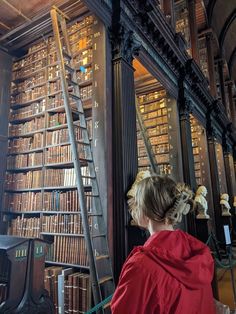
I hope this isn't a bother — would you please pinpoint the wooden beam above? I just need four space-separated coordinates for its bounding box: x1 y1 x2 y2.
0 21 11 30
1 0 31 22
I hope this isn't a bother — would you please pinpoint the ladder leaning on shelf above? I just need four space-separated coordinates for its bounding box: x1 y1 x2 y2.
50 6 115 311
135 95 159 174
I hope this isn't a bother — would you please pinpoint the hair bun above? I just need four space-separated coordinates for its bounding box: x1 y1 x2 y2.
166 184 193 223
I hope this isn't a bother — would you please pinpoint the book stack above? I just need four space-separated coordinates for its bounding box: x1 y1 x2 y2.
8 216 41 237
44 267 91 314
4 192 42 212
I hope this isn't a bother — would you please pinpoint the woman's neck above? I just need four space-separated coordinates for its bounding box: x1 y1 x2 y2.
148 220 174 235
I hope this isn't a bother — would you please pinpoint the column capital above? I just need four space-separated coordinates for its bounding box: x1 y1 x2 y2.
110 25 141 64
225 80 234 87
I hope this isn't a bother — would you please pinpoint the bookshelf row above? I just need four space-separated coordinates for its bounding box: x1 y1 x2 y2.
136 86 173 175
4 190 92 213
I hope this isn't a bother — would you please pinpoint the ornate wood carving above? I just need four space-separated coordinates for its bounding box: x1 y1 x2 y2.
206 106 225 243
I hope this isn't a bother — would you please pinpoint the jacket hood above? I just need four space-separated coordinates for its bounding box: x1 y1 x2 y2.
135 229 214 290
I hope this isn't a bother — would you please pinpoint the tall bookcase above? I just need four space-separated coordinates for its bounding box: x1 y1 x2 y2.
2 14 106 313
190 115 214 215
198 36 209 81
214 62 222 101
174 0 191 57
135 76 183 181
215 142 227 194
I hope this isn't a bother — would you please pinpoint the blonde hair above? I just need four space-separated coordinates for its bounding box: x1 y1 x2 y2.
128 175 193 225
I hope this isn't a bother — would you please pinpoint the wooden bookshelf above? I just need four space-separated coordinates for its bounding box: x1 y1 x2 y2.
198 36 209 81
2 13 102 313
215 142 228 194
174 0 191 56
135 80 182 180
190 115 216 219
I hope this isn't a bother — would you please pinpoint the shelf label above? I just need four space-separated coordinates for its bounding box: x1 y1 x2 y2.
94 32 101 38
94 64 100 71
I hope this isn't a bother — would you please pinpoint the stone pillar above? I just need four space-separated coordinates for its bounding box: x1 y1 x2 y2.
187 0 199 64
178 69 197 236
205 31 217 98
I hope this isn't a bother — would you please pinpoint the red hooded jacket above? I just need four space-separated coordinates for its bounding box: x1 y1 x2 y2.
111 230 215 314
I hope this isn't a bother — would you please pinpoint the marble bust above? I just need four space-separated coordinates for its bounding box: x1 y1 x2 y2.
194 185 210 219
220 193 231 216
233 196 236 208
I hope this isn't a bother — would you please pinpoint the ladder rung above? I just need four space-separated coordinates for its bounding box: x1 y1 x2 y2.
62 50 72 60
74 123 87 130
65 64 74 73
88 213 103 216
77 139 90 145
92 234 106 238
69 93 81 101
68 79 78 86
99 276 113 285
80 157 93 163
95 254 109 261
81 175 96 179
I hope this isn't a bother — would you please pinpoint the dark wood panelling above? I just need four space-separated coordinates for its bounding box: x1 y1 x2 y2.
112 56 139 282
0 50 12 220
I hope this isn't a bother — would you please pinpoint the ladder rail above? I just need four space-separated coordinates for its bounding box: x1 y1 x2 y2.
50 8 102 306
135 96 159 174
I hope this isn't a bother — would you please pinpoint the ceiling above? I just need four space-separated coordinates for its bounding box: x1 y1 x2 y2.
0 0 236 84
0 0 88 55
203 0 236 82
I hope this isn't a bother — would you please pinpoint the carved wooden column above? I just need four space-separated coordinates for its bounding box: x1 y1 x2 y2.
216 59 227 109
111 5 144 280
206 111 224 243
0 51 12 233
233 96 236 129
205 31 217 98
223 134 236 208
162 0 175 30
178 70 197 236
226 81 236 128
187 0 199 64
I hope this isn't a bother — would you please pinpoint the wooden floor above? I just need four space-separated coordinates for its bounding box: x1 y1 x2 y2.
217 267 236 311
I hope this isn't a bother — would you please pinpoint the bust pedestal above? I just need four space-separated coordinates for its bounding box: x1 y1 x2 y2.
196 217 210 244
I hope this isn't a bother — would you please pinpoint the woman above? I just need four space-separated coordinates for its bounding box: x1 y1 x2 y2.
111 175 215 314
